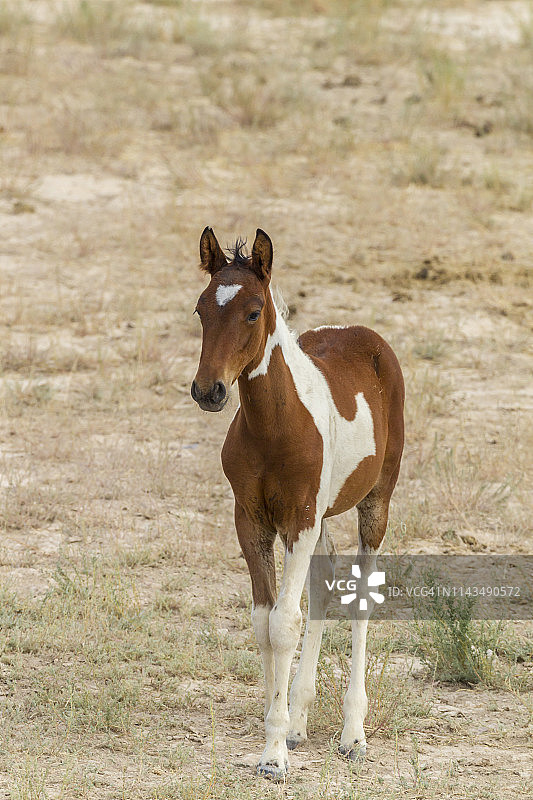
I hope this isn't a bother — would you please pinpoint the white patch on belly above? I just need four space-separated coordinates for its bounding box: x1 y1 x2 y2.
216 283 242 307
250 300 376 510
331 392 376 502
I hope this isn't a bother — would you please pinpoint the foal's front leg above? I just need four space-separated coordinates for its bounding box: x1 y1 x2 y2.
257 525 321 781
287 520 335 750
234 505 277 718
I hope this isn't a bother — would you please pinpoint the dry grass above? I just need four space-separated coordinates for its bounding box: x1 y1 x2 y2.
0 0 532 797
416 46 466 111
315 626 431 740
56 0 164 59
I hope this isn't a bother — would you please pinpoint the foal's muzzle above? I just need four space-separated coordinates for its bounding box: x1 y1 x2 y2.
191 379 228 412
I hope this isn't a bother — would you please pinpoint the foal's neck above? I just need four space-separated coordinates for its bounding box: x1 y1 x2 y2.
237 290 306 437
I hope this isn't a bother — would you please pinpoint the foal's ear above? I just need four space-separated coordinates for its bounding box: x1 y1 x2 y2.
251 229 273 281
199 227 227 275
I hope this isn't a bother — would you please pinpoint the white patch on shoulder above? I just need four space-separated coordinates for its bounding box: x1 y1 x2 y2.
216 283 242 307
250 299 376 510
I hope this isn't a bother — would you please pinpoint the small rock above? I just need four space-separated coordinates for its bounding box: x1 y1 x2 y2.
442 530 460 544
475 121 493 137
460 534 486 551
392 291 412 302
343 74 362 87
12 200 35 214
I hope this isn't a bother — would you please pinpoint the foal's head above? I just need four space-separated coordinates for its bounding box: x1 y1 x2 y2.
191 227 274 412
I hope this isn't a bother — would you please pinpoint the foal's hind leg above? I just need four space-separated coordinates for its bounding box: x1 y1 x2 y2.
287 520 336 750
339 490 390 761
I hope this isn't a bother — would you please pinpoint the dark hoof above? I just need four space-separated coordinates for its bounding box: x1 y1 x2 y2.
256 761 288 782
286 733 306 751
338 740 367 761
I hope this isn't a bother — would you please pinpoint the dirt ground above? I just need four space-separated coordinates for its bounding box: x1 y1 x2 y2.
0 0 532 798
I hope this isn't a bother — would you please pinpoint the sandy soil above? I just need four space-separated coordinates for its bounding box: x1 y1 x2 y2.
0 0 532 797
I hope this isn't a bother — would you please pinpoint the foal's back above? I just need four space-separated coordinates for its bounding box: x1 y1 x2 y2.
298 324 401 403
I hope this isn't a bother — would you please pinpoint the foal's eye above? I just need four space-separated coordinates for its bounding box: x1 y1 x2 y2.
247 310 261 323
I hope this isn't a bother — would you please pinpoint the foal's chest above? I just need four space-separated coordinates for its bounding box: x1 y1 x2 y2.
221 420 323 535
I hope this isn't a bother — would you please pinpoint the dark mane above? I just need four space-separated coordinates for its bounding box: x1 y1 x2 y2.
226 237 250 266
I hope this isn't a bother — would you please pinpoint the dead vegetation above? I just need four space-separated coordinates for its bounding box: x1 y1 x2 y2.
0 0 532 797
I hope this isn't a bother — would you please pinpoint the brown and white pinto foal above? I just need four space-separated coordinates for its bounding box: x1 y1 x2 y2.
191 228 404 781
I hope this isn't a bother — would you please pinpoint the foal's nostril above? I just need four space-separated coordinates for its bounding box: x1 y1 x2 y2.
211 381 226 405
192 379 226 408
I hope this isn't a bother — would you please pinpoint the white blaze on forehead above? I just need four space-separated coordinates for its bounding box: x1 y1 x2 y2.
216 283 242 307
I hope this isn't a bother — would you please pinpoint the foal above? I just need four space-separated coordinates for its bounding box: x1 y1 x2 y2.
191 228 404 781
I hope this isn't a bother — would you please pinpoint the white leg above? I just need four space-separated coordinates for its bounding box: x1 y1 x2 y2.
287 521 335 749
251 604 275 717
339 544 378 760
256 525 321 781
